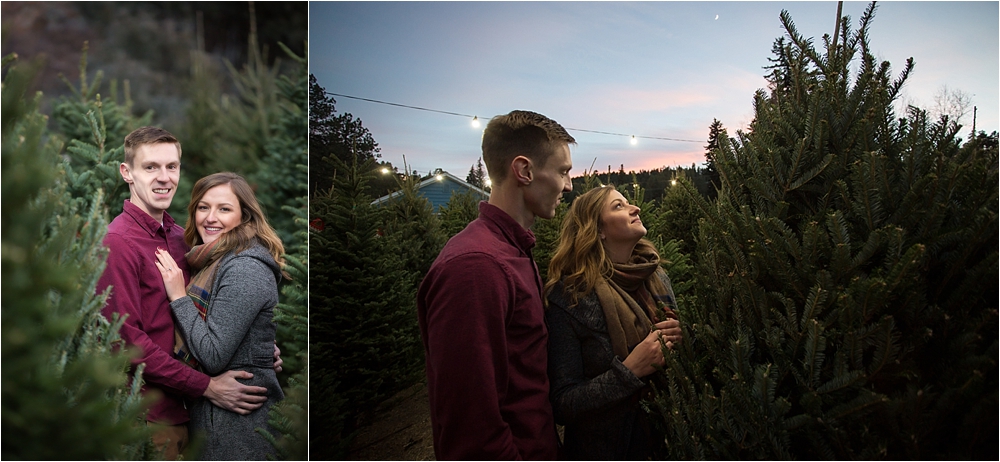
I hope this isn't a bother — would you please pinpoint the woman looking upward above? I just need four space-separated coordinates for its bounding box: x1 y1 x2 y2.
545 185 682 460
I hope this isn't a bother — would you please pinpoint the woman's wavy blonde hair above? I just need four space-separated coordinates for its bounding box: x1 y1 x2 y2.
544 185 618 307
183 172 289 279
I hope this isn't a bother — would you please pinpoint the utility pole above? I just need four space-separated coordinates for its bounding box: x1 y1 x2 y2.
831 2 843 52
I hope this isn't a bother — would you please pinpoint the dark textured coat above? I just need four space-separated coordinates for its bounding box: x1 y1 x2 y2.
171 242 284 460
546 271 675 460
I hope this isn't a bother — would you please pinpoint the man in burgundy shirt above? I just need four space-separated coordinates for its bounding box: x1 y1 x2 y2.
418 110 575 460
96 127 273 459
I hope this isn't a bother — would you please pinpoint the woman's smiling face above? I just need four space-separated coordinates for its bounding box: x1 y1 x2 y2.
195 183 242 244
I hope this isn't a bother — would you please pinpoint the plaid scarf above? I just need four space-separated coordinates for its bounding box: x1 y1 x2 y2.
173 240 223 370
594 240 678 359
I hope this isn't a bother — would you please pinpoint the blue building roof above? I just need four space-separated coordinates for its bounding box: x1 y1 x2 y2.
371 171 490 213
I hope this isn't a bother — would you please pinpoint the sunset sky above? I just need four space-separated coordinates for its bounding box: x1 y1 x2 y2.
310 2 999 178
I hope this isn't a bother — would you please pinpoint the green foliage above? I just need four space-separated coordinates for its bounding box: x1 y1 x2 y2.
532 202 569 284
51 42 154 148
187 33 280 179
308 155 425 459
259 358 308 461
465 157 487 189
2 54 152 460
703 118 726 199
50 45 155 217
437 189 482 238
259 199 308 460
251 42 309 250
381 170 448 286
656 173 703 256
647 4 998 459
178 31 308 231
272 199 308 382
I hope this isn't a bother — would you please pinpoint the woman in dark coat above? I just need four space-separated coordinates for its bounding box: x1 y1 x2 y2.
544 185 682 460
155 172 286 460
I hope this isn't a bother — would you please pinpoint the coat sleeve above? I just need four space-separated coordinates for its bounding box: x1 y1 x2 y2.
170 255 276 375
98 233 210 398
546 298 646 424
419 253 523 460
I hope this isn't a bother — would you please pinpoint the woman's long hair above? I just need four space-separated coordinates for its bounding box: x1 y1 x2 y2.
544 185 618 307
183 172 288 279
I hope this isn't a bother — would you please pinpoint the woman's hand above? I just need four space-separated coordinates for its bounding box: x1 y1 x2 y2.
622 330 667 378
154 248 187 302
653 319 683 347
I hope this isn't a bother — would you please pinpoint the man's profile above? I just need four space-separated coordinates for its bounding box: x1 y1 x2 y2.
418 110 575 460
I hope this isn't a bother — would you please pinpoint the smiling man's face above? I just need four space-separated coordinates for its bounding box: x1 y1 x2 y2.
120 142 180 222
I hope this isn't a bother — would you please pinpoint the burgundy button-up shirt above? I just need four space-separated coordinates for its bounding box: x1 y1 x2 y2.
97 200 210 425
418 201 558 460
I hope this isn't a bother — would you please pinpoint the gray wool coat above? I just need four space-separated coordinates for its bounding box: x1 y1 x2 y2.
546 271 676 460
171 241 285 461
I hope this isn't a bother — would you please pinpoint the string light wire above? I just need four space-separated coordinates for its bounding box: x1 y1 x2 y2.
326 91 702 144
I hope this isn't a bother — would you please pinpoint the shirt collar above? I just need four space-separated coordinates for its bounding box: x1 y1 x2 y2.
478 201 536 254
122 200 177 236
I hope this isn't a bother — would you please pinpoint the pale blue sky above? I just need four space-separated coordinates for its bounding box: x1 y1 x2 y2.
310 2 999 178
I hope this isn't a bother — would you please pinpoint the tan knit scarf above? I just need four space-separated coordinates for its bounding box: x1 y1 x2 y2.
172 240 223 370
595 240 678 359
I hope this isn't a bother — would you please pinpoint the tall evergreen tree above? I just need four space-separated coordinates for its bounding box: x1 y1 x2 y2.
2 55 152 460
308 74 381 196
381 171 448 288
647 4 997 459
437 189 482 238
308 154 422 459
51 42 155 151
260 200 308 460
250 42 308 250
465 157 487 189
703 118 726 199
656 173 702 256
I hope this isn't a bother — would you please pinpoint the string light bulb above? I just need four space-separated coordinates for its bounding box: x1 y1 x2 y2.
630 135 637 145
471 116 481 128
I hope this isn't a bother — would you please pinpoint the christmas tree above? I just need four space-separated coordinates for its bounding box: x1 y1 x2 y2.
647 4 997 459
437 189 483 238
656 173 703 256
308 154 425 459
260 202 309 460
2 54 152 460
248 42 309 250
703 118 726 200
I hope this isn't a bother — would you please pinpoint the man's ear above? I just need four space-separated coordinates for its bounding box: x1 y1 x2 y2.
120 162 134 184
511 156 533 185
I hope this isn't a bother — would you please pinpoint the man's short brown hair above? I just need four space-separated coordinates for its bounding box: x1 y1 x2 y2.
481 110 576 183
123 126 182 166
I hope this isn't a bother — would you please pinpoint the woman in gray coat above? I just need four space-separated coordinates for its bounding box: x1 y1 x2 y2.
544 185 682 460
156 172 286 460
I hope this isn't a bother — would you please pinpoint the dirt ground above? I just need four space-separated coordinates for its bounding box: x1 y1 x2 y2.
348 382 436 461
347 382 565 461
